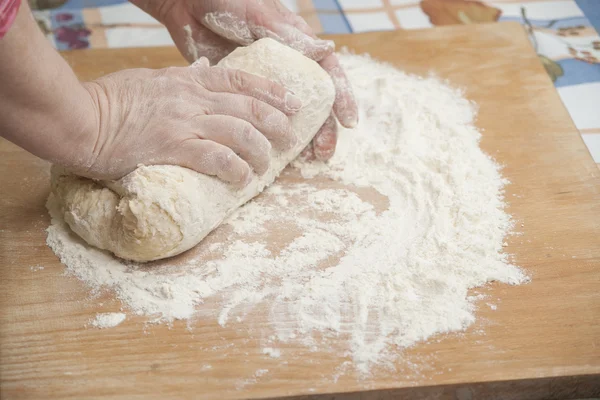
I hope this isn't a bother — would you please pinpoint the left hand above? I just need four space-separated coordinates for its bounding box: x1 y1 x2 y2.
132 0 358 160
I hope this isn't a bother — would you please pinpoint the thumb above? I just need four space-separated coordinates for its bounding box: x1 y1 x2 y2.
191 57 210 68
252 22 335 61
200 4 334 61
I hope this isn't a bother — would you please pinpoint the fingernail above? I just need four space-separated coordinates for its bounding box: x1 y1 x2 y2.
315 39 335 51
341 111 359 128
191 57 209 68
285 92 302 111
309 39 335 61
241 171 253 188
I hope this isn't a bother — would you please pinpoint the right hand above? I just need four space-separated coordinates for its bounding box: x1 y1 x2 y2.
76 58 301 185
132 0 358 162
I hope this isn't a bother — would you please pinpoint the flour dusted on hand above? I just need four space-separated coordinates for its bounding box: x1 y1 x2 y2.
46 51 527 374
49 38 334 262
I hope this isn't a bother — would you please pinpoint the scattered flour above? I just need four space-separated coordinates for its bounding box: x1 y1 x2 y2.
90 312 126 329
29 265 45 271
45 52 527 375
262 347 281 358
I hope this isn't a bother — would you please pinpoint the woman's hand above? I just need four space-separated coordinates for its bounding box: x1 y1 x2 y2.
132 0 359 160
79 59 301 184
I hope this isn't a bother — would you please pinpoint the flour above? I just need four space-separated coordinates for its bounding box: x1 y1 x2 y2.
262 347 281 358
45 52 527 375
90 312 126 329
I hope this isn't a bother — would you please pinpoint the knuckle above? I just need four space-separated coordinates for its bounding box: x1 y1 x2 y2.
216 147 236 172
155 66 178 78
239 123 256 145
283 129 298 149
249 98 265 121
270 81 286 97
255 144 272 163
229 70 250 92
237 123 272 165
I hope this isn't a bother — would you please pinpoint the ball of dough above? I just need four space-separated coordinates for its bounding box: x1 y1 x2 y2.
51 38 336 261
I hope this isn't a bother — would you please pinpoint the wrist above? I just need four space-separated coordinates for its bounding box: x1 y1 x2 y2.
44 82 102 176
0 0 100 175
65 81 105 177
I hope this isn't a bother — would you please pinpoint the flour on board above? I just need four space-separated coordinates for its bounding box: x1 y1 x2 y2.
46 51 527 374
90 312 126 329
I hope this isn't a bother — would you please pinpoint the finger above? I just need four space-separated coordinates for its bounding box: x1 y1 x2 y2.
268 6 359 130
199 4 334 61
319 54 358 128
177 139 252 186
196 66 302 115
208 92 296 151
191 57 210 68
196 115 272 175
312 114 337 161
271 2 315 36
253 22 335 61
268 4 336 61
299 142 316 162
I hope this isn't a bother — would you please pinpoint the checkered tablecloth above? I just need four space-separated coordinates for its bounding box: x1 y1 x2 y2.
31 0 600 164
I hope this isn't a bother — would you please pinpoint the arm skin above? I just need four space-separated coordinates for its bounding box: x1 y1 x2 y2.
0 2 299 184
0 1 97 171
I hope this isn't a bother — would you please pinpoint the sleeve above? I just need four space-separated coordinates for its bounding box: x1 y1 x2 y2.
0 0 21 39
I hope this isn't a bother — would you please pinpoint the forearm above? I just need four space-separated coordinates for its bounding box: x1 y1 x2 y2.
0 1 96 168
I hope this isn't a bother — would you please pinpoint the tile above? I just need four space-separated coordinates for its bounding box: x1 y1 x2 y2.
32 10 57 46
395 6 432 29
346 11 395 32
49 9 91 50
557 82 600 130
389 0 419 5
338 0 384 9
498 15 591 29
105 27 174 47
99 2 159 25
576 0 600 33
56 0 127 10
280 0 299 12
313 0 340 11
555 59 600 87
317 12 353 33
534 30 571 59
581 133 600 162
491 1 585 19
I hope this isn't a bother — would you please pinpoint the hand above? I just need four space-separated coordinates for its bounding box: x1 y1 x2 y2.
78 59 301 184
132 0 359 160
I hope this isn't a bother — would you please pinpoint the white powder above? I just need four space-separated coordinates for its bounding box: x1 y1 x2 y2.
90 312 126 329
262 347 281 358
46 52 527 375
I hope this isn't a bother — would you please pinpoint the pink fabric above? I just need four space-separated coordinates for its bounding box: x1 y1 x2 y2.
0 0 20 39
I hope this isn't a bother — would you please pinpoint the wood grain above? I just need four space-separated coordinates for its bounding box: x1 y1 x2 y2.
1 22 599 399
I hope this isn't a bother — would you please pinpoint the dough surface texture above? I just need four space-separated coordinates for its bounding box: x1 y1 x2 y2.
51 38 335 261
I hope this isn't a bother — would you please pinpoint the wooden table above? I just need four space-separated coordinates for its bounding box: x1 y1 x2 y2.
1 22 599 399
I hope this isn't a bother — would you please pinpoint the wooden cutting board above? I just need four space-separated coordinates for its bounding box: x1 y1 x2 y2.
1 22 599 399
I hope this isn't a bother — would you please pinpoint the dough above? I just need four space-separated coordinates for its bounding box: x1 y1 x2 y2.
51 38 335 262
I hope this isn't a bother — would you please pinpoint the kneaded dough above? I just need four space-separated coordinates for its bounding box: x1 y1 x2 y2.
51 38 335 262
